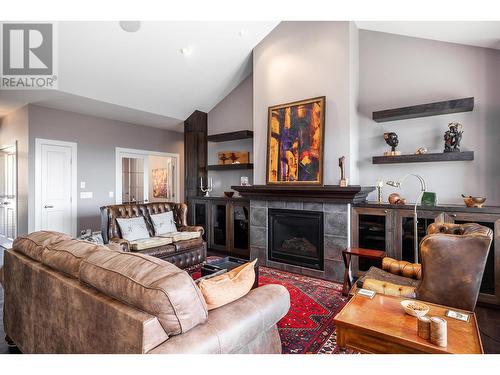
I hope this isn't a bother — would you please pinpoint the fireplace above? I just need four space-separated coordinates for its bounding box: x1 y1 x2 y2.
268 208 324 270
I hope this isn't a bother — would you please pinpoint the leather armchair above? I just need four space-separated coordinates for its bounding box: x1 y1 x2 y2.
359 222 493 311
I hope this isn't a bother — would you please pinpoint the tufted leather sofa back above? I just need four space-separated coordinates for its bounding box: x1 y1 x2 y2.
426 222 493 237
100 202 188 243
417 222 493 311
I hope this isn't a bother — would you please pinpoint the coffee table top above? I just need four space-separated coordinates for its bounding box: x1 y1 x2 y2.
334 293 483 354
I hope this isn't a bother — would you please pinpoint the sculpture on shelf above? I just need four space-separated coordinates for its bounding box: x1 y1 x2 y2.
383 132 401 156
415 147 428 155
338 156 348 187
444 122 463 152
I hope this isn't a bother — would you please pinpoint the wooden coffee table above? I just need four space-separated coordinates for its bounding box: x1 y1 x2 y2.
334 293 483 354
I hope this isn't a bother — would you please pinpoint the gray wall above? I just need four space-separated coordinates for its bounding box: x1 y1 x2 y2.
27 105 184 234
358 30 500 205
208 75 253 135
207 74 254 195
0 106 29 236
253 21 359 185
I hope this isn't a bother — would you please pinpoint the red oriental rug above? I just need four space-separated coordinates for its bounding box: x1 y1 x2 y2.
188 259 354 354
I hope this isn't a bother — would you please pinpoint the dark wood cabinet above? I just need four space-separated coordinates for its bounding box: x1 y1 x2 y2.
188 197 250 259
352 204 500 306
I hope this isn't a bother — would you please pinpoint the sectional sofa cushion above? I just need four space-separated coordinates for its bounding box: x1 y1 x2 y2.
13 231 72 262
42 239 114 279
116 216 150 241
150 211 177 235
129 237 173 251
198 259 257 310
79 251 208 336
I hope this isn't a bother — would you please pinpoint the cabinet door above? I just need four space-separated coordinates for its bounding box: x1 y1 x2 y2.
448 213 500 306
210 201 228 252
394 210 445 263
192 200 209 242
230 202 250 259
351 207 393 273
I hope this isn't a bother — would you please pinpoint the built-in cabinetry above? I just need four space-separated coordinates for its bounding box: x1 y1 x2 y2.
352 203 500 306
188 197 250 259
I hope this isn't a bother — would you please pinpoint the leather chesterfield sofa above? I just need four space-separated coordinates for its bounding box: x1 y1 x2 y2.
356 222 493 311
1 231 290 353
100 202 206 269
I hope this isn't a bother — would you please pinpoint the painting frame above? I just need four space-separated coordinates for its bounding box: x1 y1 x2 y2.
266 96 326 186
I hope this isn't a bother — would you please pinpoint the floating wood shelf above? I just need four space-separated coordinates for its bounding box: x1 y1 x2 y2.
373 97 474 123
372 151 474 164
207 130 253 142
207 163 254 171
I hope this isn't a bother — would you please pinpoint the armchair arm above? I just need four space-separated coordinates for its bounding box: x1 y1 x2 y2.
109 237 130 252
382 257 422 280
178 225 205 236
363 278 416 298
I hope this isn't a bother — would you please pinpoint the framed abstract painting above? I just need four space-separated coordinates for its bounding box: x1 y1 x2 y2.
152 168 169 198
266 96 325 185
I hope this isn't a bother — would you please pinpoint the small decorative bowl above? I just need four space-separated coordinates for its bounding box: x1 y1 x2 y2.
224 191 234 198
401 300 430 317
463 196 486 208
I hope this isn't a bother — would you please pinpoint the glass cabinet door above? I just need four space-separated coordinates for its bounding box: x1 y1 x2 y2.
352 208 392 273
232 203 249 258
450 214 499 305
193 201 208 241
395 211 444 263
211 202 227 250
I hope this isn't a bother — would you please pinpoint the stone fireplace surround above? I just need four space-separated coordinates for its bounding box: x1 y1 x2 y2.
232 185 374 283
249 200 349 283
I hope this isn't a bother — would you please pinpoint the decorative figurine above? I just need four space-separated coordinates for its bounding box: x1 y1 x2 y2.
384 132 401 156
415 147 428 155
388 192 406 205
444 122 463 152
376 179 384 204
338 156 348 187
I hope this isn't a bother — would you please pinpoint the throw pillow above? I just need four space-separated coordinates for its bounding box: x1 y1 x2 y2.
197 259 257 310
116 216 150 241
150 211 177 235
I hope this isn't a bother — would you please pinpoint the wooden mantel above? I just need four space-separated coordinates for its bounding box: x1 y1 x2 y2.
231 185 375 204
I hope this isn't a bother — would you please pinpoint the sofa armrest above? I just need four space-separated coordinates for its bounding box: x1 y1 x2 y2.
110 237 130 252
148 284 290 354
382 257 422 280
178 225 205 236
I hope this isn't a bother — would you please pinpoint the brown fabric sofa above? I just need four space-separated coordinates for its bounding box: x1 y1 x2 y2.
100 202 206 269
2 231 290 354
357 223 493 311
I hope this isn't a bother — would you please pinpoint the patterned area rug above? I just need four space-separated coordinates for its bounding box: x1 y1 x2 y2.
188 259 354 354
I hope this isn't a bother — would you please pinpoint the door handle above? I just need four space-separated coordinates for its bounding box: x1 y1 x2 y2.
2 202 9 205
44 205 54 209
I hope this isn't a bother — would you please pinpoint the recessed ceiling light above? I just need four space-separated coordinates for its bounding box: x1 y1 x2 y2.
180 47 192 56
119 21 141 33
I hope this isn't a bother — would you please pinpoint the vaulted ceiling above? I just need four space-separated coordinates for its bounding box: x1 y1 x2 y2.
0 21 279 131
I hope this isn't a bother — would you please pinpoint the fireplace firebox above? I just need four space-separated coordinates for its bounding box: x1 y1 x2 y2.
268 208 324 270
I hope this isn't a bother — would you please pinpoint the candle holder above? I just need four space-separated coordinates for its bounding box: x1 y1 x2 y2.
200 177 213 197
376 179 384 204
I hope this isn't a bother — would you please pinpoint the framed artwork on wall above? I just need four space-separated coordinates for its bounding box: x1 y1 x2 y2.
266 96 325 185
152 168 169 198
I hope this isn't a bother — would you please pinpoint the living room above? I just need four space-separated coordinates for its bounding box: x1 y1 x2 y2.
1 0 500 371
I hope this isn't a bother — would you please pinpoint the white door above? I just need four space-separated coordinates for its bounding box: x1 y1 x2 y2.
0 144 17 248
35 139 77 236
